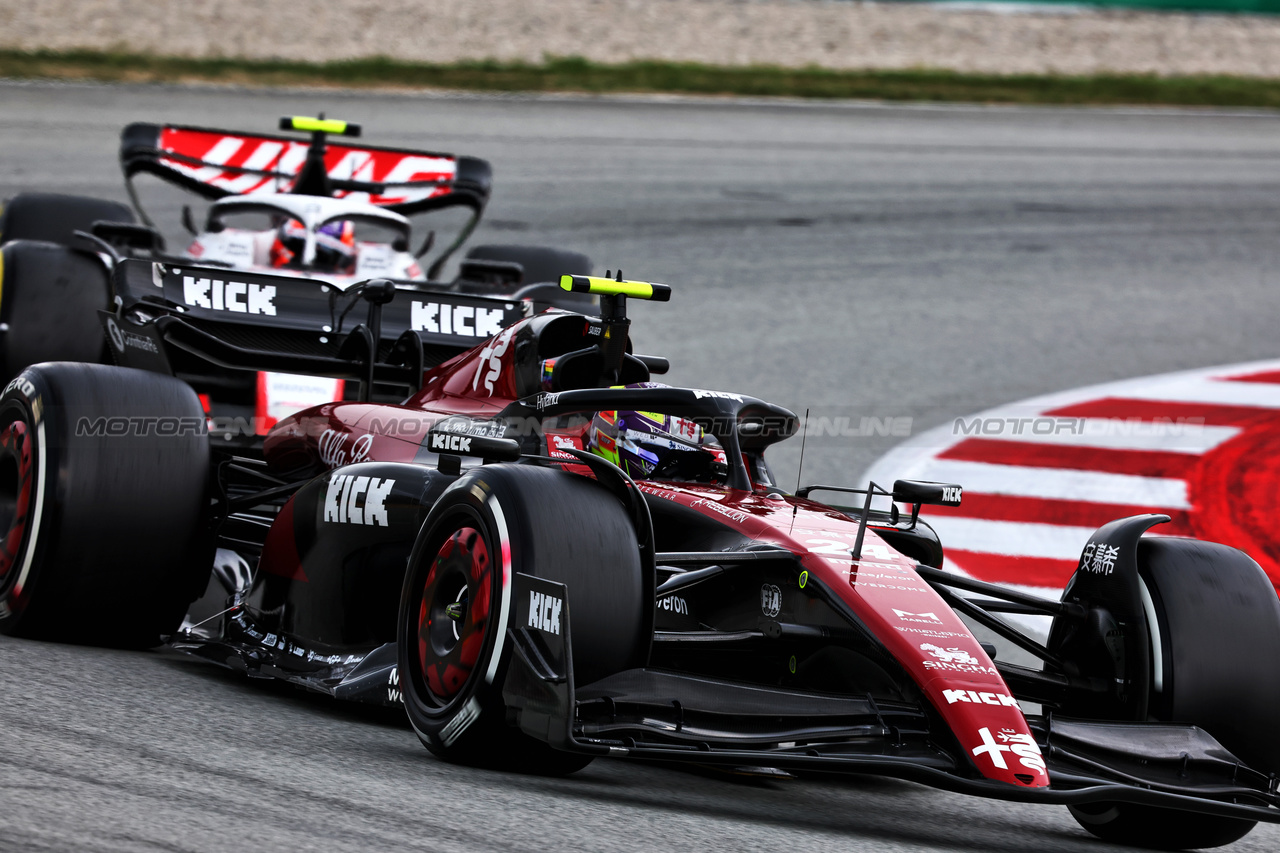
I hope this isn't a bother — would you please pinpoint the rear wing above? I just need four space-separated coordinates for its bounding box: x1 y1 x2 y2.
119 122 492 218
104 259 524 397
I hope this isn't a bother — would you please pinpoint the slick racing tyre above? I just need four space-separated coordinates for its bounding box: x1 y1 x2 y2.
464 244 592 286
1067 539 1280 850
0 363 213 646
0 192 135 248
0 241 112 382
397 464 646 775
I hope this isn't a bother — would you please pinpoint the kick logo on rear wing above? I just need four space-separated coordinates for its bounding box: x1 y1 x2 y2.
117 260 525 349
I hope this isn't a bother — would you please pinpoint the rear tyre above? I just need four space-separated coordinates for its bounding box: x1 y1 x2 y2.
0 241 112 382
397 464 646 775
0 192 134 247
1065 538 1277 849
0 363 213 646
464 244 592 286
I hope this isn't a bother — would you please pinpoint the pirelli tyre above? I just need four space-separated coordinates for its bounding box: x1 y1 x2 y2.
397 463 646 775
0 241 112 383
1066 538 1280 850
0 192 135 248
0 363 213 646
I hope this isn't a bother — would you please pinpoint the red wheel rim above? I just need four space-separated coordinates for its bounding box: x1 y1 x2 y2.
0 420 34 590
416 526 492 704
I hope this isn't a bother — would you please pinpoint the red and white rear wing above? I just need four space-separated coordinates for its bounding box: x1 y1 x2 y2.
120 122 492 217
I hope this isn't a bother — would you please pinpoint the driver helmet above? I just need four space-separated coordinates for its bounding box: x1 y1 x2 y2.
270 218 357 273
586 383 724 481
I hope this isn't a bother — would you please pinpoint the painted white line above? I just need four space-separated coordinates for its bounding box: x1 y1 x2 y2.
928 517 1094 560
1114 376 1280 409
910 459 1191 508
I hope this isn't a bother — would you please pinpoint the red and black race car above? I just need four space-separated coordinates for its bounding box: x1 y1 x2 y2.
1 268 1278 851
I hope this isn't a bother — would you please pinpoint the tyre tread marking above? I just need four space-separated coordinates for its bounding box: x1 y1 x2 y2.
12 420 44 596
483 494 512 686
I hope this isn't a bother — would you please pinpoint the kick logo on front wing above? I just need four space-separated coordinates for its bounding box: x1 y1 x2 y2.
528 590 562 635
324 475 395 526
944 689 1019 707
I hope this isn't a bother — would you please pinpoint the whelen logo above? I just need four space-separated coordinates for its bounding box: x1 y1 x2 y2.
411 302 506 338
528 591 562 635
944 689 1019 707
183 275 277 315
324 475 394 525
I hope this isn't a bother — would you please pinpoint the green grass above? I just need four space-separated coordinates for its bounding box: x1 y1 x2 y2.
3 49 1280 109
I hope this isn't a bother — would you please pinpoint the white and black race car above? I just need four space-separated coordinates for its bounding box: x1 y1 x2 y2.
0 115 593 439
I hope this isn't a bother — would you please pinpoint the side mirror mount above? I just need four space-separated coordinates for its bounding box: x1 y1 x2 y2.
181 205 198 236
893 479 962 507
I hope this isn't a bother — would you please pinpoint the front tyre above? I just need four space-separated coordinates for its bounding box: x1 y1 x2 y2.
397 464 646 775
1068 803 1253 850
1062 537 1277 849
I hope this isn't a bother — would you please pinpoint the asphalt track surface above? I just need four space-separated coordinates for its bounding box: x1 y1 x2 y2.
2 81 1280 852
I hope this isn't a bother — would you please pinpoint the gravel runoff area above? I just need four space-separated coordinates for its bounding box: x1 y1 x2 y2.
4 0 1280 78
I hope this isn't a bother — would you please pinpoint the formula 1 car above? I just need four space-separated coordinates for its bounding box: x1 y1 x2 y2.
0 115 593 434
1 268 1279 850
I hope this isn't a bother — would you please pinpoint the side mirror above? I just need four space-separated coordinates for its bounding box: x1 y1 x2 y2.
892 479 962 507
90 220 166 253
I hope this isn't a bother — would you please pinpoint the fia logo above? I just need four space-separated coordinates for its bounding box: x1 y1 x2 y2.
528 591 562 635
760 584 782 618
